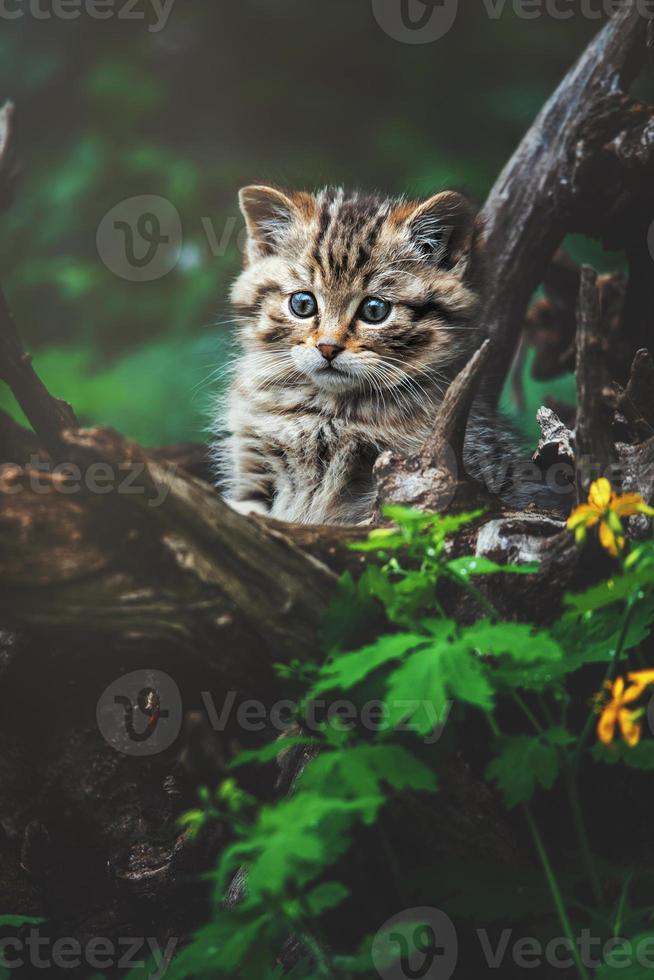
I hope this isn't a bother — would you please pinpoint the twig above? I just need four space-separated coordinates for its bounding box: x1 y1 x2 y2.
0 287 78 460
0 101 78 458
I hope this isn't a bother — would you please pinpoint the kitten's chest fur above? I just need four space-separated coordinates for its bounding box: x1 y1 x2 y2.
228 381 430 525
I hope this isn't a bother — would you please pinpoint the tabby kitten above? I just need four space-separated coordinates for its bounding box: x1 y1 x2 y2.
217 185 510 525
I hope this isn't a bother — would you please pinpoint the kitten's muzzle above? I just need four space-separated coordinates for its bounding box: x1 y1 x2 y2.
316 342 344 363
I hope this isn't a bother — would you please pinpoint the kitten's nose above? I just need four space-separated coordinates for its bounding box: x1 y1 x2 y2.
317 342 344 363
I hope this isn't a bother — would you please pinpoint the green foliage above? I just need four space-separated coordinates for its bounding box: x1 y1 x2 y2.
0 915 44 927
595 939 654 979
165 508 654 978
0 333 232 445
487 729 573 808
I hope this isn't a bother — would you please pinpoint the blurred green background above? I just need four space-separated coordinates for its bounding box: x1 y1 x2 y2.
0 2 631 445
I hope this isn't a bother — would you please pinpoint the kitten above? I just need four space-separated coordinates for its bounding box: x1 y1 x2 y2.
216 185 530 525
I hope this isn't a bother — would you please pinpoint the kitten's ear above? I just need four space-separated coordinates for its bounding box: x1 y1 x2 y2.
239 185 312 263
405 191 478 272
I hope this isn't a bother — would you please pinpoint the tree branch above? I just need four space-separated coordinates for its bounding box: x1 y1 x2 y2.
0 101 78 460
480 4 652 401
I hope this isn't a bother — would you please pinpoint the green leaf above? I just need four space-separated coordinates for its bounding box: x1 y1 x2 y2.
382 571 441 628
593 741 654 770
447 556 538 577
320 569 386 653
492 662 566 693
385 622 493 733
431 509 485 538
304 881 349 915
0 915 45 927
311 632 427 696
549 598 654 680
217 794 365 899
462 620 563 664
352 507 483 554
487 733 566 807
565 569 654 613
164 913 275 979
595 935 654 978
348 528 407 553
302 744 437 819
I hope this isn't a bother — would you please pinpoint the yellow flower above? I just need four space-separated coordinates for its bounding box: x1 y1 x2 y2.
596 671 654 747
597 677 644 747
567 478 654 557
627 670 654 698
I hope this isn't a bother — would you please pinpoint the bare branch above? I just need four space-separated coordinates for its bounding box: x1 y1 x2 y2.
0 102 78 458
574 266 617 501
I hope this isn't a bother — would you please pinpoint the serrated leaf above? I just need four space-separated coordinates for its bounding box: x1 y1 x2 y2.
302 744 437 813
311 632 427 697
218 793 366 899
385 623 493 733
487 733 565 807
551 599 654 677
463 620 563 664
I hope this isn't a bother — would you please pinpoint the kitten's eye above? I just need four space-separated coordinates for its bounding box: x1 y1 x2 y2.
289 291 318 318
359 297 391 324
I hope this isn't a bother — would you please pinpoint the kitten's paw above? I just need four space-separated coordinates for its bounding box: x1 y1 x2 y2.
227 499 270 517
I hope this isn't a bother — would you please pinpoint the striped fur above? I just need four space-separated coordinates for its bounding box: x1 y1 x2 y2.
216 185 490 525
